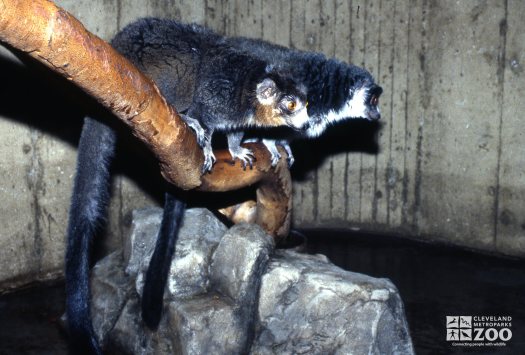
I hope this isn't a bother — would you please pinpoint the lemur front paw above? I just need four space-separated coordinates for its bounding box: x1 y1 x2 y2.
262 139 295 168
181 114 207 148
280 141 295 168
202 146 216 173
286 155 295 167
229 146 255 170
269 151 282 167
269 149 294 167
261 139 281 167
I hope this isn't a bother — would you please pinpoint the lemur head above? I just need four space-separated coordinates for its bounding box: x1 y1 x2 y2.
253 70 309 131
305 79 383 138
351 83 383 120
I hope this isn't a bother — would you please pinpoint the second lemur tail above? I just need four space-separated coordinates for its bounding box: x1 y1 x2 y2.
141 191 185 329
66 117 117 355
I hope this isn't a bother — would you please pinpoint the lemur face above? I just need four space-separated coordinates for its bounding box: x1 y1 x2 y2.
276 94 309 130
305 82 383 138
255 77 309 130
337 84 383 121
364 85 383 120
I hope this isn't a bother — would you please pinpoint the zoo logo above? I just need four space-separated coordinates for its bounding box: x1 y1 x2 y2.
446 316 512 344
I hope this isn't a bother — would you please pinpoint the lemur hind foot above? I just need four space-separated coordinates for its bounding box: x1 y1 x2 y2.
202 143 216 173
181 114 207 148
180 114 216 173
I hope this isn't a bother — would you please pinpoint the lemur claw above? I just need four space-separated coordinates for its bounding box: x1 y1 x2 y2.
280 141 295 168
286 155 295 168
270 151 281 167
230 147 255 170
269 149 294 167
202 148 216 173
261 139 282 168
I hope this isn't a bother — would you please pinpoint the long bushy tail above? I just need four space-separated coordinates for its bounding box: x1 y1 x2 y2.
142 192 185 329
66 116 117 355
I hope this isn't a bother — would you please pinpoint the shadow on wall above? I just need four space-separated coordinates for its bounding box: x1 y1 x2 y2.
290 119 381 180
0 47 167 203
0 50 85 147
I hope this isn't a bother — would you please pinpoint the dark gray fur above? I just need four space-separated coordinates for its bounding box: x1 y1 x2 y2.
112 19 308 171
224 35 383 166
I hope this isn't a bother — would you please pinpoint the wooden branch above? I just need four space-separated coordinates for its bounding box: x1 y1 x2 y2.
204 144 292 237
0 0 291 238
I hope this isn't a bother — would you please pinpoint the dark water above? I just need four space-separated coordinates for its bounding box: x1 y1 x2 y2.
0 282 67 355
305 230 525 355
0 231 524 355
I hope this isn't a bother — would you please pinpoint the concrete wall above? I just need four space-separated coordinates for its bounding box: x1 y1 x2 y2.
0 0 523 291
291 0 525 258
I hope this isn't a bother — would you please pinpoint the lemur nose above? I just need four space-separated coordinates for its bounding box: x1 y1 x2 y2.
369 111 381 120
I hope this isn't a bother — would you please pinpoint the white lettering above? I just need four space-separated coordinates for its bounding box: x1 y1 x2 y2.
485 328 498 341
474 328 484 341
499 328 512 341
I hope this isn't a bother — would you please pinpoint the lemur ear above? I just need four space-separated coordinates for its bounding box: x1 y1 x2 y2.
256 78 278 105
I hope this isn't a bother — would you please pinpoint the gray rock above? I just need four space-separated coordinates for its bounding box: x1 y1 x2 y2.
165 208 227 298
90 251 133 344
130 208 227 299
109 293 246 355
124 207 163 277
210 223 274 304
251 250 415 355
167 293 246 355
208 223 275 353
90 208 414 355
107 294 175 355
108 296 153 355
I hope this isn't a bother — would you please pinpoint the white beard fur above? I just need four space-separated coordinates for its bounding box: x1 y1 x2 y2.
305 87 369 138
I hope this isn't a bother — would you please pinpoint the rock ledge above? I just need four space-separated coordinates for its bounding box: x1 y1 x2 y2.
91 208 414 354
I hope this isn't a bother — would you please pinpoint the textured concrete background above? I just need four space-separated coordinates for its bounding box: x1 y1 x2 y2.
0 0 523 291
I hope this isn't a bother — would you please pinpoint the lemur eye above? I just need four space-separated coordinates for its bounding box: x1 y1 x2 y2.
287 101 297 111
370 96 379 106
